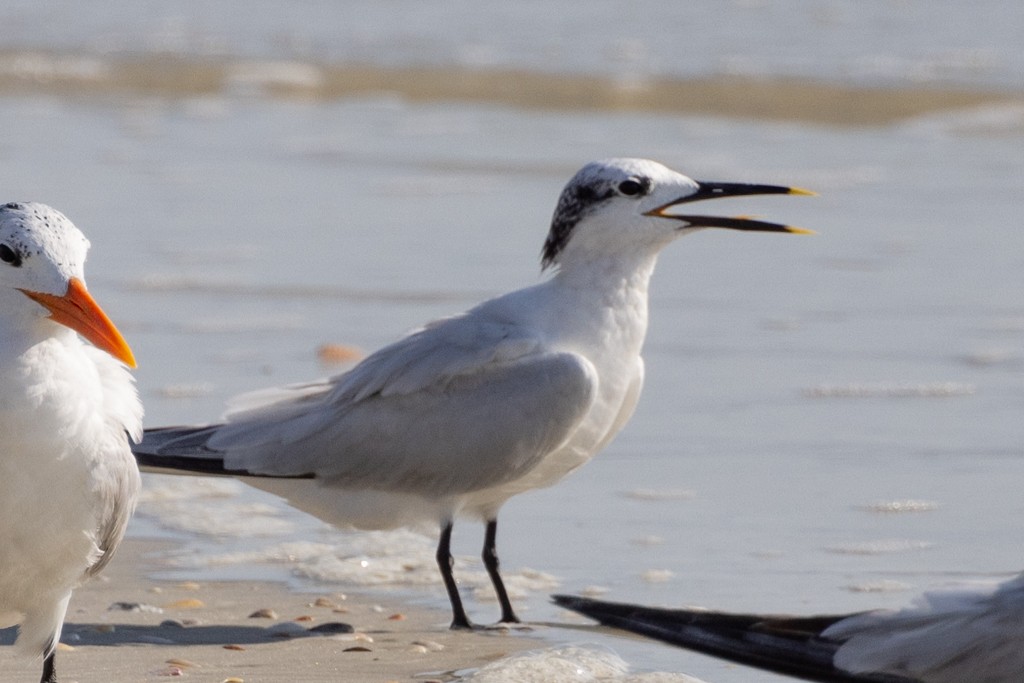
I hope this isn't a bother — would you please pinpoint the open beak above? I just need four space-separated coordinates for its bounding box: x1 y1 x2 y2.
20 278 137 368
644 181 816 234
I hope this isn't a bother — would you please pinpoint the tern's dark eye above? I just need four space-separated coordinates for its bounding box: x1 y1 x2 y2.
617 178 648 197
0 244 21 267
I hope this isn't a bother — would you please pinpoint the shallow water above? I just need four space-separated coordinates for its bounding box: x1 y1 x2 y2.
2 3 1024 681
3 0 1024 89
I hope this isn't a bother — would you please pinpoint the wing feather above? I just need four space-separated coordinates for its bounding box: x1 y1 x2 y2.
83 347 142 577
828 575 1024 682
327 315 542 403
193 316 599 496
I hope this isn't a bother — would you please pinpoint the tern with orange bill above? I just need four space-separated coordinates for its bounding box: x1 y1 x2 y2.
0 202 141 683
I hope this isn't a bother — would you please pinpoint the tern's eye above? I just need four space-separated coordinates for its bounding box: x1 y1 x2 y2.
617 178 648 197
0 244 21 267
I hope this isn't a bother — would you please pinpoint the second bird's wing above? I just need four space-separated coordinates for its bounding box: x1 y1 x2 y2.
824 574 1024 683
138 314 599 497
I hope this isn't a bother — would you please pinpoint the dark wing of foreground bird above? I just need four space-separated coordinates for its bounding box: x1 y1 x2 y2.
552 595 920 683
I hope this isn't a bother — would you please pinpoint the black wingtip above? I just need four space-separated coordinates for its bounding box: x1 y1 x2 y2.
136 425 224 456
552 594 582 607
134 450 232 475
132 424 233 475
133 425 316 479
552 595 916 683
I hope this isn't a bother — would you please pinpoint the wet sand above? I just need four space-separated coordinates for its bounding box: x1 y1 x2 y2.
1 50 1021 125
0 538 543 683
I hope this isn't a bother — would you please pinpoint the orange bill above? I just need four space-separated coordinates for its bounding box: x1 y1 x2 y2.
20 278 137 368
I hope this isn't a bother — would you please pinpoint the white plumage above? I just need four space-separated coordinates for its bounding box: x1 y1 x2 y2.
135 158 810 628
0 202 141 683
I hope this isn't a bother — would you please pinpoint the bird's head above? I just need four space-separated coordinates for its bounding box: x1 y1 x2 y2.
542 158 813 270
0 202 136 367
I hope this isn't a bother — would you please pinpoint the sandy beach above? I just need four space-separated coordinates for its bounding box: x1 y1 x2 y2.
0 538 545 683
3 3 1024 682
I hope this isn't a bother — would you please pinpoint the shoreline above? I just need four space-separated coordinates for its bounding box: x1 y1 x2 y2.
0 537 545 683
1 49 1021 126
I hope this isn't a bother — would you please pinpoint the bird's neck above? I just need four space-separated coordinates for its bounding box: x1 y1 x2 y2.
554 248 659 298
0 308 70 364
549 250 657 351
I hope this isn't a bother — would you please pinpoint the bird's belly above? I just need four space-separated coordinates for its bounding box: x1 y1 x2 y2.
0 374 108 612
243 476 447 532
0 440 98 613
234 382 627 531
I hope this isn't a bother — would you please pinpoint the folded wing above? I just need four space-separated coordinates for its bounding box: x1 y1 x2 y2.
136 314 599 497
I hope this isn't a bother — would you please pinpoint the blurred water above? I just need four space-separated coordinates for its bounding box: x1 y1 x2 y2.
2 0 1023 88
1 3 1024 681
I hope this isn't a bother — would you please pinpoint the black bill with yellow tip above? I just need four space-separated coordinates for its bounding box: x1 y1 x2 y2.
645 180 815 234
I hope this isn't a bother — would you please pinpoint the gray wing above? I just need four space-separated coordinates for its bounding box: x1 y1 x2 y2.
85 348 143 577
827 575 1024 682
87 447 141 577
199 315 599 496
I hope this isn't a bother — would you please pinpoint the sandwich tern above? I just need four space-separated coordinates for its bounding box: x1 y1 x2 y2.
134 158 811 628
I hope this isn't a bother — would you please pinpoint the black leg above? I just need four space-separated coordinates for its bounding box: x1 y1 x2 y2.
436 521 472 629
40 649 57 683
483 518 520 624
